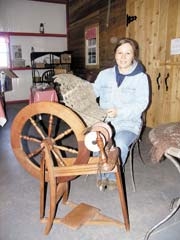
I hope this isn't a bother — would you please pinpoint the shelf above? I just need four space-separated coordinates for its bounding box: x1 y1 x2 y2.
32 65 69 70
31 51 72 84
30 51 72 60
0 31 67 38
11 67 32 71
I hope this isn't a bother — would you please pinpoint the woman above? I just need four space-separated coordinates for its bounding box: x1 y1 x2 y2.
92 38 149 189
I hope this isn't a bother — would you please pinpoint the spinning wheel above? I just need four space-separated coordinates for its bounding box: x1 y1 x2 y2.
10 102 90 182
10 102 130 235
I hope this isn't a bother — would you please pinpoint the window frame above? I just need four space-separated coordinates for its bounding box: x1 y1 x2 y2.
0 34 10 68
85 23 99 68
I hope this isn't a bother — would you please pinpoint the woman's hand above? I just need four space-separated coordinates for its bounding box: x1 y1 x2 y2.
106 108 117 118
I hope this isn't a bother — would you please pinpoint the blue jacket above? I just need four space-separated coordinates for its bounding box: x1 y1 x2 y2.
92 61 149 135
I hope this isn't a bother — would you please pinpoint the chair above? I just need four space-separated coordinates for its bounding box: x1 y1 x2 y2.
126 111 146 192
41 69 55 84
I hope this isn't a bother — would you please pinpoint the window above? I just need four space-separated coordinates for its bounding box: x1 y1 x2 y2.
85 24 99 68
0 36 9 68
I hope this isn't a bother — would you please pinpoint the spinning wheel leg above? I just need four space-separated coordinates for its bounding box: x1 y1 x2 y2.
40 155 45 219
40 142 70 234
115 166 130 231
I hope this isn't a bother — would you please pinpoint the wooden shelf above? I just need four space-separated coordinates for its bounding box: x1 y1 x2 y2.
0 32 69 76
11 67 32 71
31 51 72 84
0 31 67 38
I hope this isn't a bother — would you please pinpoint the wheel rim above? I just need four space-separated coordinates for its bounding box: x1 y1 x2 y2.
11 102 90 182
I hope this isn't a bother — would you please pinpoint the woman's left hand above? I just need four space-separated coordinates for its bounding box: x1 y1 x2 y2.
106 108 117 118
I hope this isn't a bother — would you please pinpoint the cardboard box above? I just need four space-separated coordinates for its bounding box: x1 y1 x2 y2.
54 68 67 74
61 53 71 63
12 59 25 68
54 59 60 64
35 62 45 68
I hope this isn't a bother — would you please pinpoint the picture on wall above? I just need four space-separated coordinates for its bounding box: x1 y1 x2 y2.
12 45 22 60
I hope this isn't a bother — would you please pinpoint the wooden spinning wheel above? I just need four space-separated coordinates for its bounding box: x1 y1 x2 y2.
10 102 90 182
10 102 130 235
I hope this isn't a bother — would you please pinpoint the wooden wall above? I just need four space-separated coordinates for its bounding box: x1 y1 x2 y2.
68 0 126 78
126 0 180 127
68 0 180 127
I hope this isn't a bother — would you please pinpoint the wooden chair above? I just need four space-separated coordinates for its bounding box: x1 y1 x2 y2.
10 102 130 235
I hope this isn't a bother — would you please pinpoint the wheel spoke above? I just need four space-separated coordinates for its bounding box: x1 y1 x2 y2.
54 128 73 141
48 114 53 137
28 146 44 158
53 144 78 154
30 117 45 139
51 148 67 166
20 135 41 143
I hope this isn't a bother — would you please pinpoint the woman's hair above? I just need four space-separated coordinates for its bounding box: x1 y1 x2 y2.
114 38 139 59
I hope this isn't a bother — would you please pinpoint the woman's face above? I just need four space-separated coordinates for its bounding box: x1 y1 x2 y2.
115 42 134 73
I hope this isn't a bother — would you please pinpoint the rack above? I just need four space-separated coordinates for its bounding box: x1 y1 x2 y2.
0 32 69 71
30 51 72 84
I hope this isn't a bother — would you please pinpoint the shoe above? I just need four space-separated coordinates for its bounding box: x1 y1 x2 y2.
106 180 117 191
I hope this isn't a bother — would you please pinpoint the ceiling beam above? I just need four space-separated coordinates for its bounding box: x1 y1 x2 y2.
28 0 68 4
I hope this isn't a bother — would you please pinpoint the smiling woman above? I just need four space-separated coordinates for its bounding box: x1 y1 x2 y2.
0 36 9 68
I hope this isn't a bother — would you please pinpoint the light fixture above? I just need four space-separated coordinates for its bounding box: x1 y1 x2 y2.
39 23 44 34
110 36 118 44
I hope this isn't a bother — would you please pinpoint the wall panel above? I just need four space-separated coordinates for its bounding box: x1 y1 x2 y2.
126 0 180 127
68 0 126 77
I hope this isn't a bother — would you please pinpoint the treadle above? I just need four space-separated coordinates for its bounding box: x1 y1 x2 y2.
61 203 100 229
41 201 125 229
